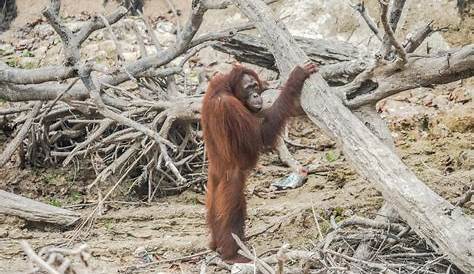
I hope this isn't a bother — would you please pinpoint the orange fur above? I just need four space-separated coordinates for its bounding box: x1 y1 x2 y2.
201 64 310 263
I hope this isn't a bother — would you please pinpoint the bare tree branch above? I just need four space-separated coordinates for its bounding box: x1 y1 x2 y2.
343 45 474 108
232 1 474 272
76 7 128 45
351 1 383 41
403 21 435 53
381 0 406 57
0 102 42 167
42 2 79 66
379 0 407 66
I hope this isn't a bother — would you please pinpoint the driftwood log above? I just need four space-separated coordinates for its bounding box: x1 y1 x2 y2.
0 190 80 226
232 0 474 272
213 33 366 85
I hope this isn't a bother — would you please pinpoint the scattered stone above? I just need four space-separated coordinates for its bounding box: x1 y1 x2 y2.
122 51 140 62
458 150 474 169
440 108 474 133
33 24 54 39
18 57 38 69
449 89 472 103
16 39 37 51
156 20 176 34
0 43 15 56
0 227 8 238
99 40 117 53
134 246 154 263
422 93 435 106
128 229 153 239
431 95 450 110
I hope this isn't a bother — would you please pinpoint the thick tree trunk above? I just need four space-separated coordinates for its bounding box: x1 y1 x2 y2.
213 33 366 85
0 190 80 226
232 0 474 272
352 105 400 269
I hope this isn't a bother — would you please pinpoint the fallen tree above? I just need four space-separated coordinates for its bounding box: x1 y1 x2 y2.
213 33 367 85
232 0 474 272
0 190 79 226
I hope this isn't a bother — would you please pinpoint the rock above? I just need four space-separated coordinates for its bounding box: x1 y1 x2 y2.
0 43 14 56
99 40 117 53
449 89 472 104
93 32 104 41
65 21 88 33
440 107 474 133
128 229 152 239
0 227 8 238
152 30 176 47
458 150 474 169
94 50 108 62
155 20 176 34
122 51 140 62
34 24 54 39
431 95 450 110
18 57 38 69
422 93 435 106
408 88 431 104
16 39 36 51
342 208 354 217
134 246 154 263
83 43 100 54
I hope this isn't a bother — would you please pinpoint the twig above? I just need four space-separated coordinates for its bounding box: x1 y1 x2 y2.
232 233 275 274
42 1 79 65
351 1 383 41
137 10 161 53
276 244 289 274
388 0 406 31
408 254 447 274
0 103 36 115
325 249 398 273
21 241 61 274
189 22 255 48
86 141 140 190
164 0 181 37
381 0 406 57
379 0 407 66
98 14 126 62
455 185 473 207
311 202 324 241
38 78 80 124
76 6 128 45
202 0 278 9
179 41 216 67
332 215 405 233
130 21 148 57
403 21 435 53
0 102 42 166
81 71 175 149
125 250 211 270
69 141 153 243
63 119 114 166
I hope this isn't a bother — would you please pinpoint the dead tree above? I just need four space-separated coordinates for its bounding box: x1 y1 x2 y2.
0 190 79 226
231 0 474 272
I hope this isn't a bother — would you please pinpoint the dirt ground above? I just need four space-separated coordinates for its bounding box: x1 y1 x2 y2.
0 0 473 273
1 107 472 273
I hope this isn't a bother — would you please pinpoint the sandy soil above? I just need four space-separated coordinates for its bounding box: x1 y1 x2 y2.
1 109 472 273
